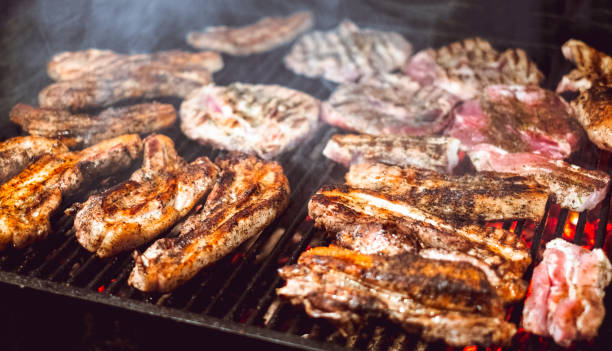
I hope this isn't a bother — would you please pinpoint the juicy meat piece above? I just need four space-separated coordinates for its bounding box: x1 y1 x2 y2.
346 162 549 222
322 133 460 173
129 153 289 292
321 73 459 135
571 82 612 152
556 40 612 94
47 49 223 81
187 11 313 55
446 85 583 159
74 135 218 257
308 185 530 303
403 37 543 99
278 246 516 347
0 136 68 184
180 83 320 159
0 135 142 251
10 103 176 149
522 239 612 347
469 145 610 212
284 20 412 83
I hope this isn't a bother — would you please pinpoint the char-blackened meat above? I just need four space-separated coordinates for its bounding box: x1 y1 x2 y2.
129 153 289 292
187 11 313 55
10 103 176 148
556 39 612 94
321 73 459 135
278 246 516 347
0 136 68 184
0 135 142 251
284 20 412 83
75 135 218 258
346 162 549 222
180 83 320 159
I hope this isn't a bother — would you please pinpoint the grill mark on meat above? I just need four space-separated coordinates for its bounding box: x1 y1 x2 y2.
0 136 69 184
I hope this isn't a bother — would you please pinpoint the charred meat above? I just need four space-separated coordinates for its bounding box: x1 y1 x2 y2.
0 136 68 184
556 39 612 94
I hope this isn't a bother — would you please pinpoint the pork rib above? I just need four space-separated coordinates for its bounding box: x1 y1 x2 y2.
0 136 68 184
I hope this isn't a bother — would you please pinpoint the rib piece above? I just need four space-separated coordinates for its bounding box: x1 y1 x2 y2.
278 246 516 347
129 153 289 292
571 79 612 152
308 185 530 303
180 83 320 159
346 162 549 222
322 133 460 173
522 239 612 347
556 39 612 94
75 135 218 257
284 20 412 83
0 136 68 184
321 73 459 135
187 11 313 55
0 135 142 251
403 37 543 99
10 103 176 148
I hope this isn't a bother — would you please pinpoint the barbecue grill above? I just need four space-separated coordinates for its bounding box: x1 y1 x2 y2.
1 0 612 350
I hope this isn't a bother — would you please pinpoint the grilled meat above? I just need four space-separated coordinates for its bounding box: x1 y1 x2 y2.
278 246 516 347
284 20 412 83
571 84 612 152
180 83 320 159
0 136 68 184
0 135 142 251
346 162 549 222
556 39 612 94
10 103 176 149
321 73 459 135
129 153 289 292
187 11 313 55
75 135 218 258
522 239 612 347
403 37 543 99
322 133 460 173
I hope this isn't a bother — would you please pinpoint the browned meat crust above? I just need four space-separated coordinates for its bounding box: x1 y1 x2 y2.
556 39 612 93
0 136 68 184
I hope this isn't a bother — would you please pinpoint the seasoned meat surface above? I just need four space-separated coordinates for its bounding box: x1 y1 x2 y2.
572 84 612 152
187 11 313 55
75 135 218 257
0 136 68 184
556 39 612 94
10 103 176 149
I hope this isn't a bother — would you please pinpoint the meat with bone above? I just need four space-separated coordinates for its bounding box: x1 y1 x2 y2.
556 39 612 94
321 73 460 135
308 185 530 303
522 239 612 347
345 162 549 222
403 37 543 99
129 153 289 292
0 136 68 184
278 246 516 347
284 20 412 83
0 134 142 251
75 135 218 258
187 11 313 55
10 103 176 149
322 133 460 173
180 83 320 159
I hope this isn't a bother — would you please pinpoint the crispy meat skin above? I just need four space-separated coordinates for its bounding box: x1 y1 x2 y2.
10 103 176 148
278 246 516 347
0 135 142 251
129 153 289 292
75 135 218 257
187 11 313 55
556 39 612 93
346 163 548 222
0 136 68 184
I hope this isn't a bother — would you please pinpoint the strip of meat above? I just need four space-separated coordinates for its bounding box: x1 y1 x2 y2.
129 153 289 292
522 239 612 347
0 136 68 184
187 11 313 55
308 185 530 303
571 84 612 152
0 135 142 251
278 246 516 347
346 162 549 222
556 39 612 94
10 103 176 148
74 135 218 257
180 83 320 159
403 37 543 99
321 73 459 136
322 133 460 173
284 20 412 83
47 49 223 81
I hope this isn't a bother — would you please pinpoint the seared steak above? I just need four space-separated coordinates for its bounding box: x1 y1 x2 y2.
556 39 612 94
0 136 68 184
